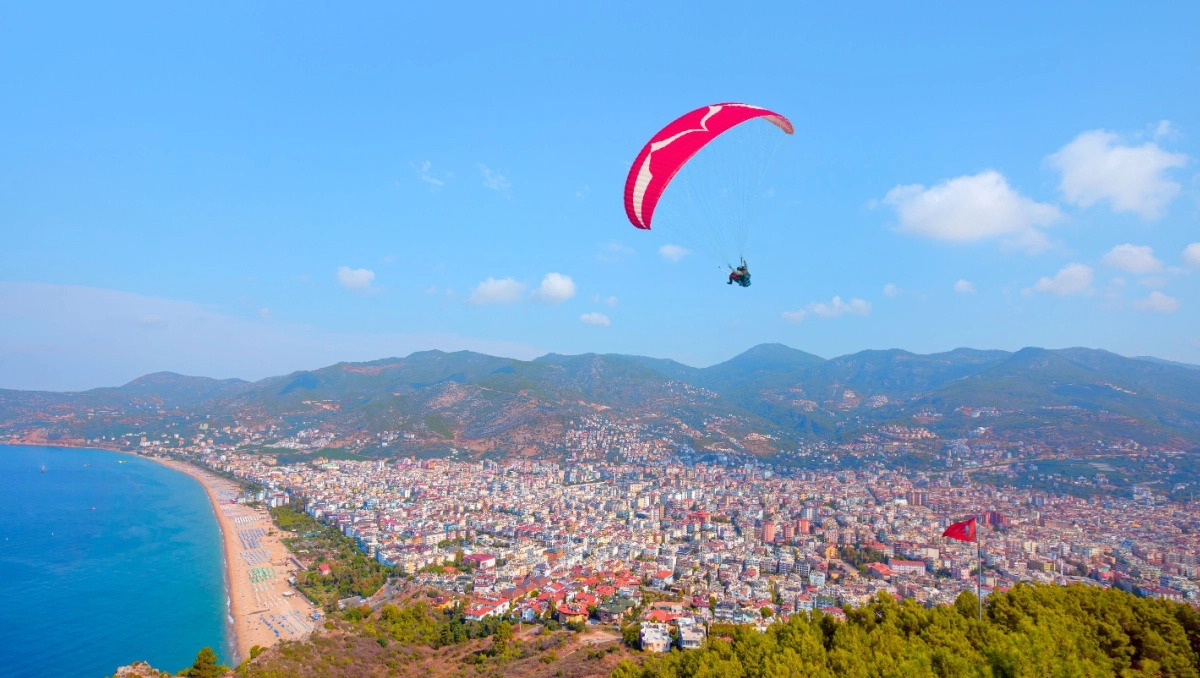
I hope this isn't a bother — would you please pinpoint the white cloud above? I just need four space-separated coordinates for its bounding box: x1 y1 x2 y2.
424 285 439 296
658 244 691 262
413 160 445 191
531 273 576 304
605 296 618 308
781 310 807 324
1047 129 1187 220
883 283 901 298
596 241 636 263
883 170 1062 253
336 266 375 292
1154 120 1177 140
580 312 611 327
259 307 272 319
806 296 871 318
954 279 977 294
1026 263 1094 296
1102 244 1162 273
1135 291 1180 313
1183 243 1200 268
478 163 511 195
468 277 526 305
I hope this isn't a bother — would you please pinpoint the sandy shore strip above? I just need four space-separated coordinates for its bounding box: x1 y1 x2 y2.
153 459 317 664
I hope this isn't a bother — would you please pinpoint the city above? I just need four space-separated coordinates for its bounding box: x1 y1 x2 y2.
84 407 1198 657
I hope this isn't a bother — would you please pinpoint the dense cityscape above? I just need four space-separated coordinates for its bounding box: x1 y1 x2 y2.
62 405 1195 658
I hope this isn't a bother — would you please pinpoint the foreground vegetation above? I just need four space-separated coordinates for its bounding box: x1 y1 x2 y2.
271 505 390 609
232 600 630 678
140 582 1199 677
614 584 1200 677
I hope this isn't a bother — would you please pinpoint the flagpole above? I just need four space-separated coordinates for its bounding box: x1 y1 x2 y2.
976 514 982 621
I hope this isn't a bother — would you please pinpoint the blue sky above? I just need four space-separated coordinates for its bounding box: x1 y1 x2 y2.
2 2 1198 390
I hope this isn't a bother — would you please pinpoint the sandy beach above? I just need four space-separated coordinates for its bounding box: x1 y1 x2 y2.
154 459 317 664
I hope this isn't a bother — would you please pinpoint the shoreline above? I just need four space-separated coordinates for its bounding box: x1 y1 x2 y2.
152 459 255 663
148 458 318 664
4 442 316 665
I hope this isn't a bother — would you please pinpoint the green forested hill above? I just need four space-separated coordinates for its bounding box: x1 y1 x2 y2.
210 583 1200 678
613 584 1200 678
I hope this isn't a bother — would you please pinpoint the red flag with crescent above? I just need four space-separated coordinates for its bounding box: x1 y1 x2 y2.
942 517 977 543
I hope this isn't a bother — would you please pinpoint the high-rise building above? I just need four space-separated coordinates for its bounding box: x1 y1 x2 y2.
762 520 776 544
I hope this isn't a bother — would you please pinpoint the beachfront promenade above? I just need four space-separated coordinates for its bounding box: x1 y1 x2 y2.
159 460 317 663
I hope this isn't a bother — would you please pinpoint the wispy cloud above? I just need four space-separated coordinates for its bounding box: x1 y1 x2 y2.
883 283 901 298
1102 244 1162 274
883 170 1062 254
478 163 511 196
1025 263 1093 297
413 160 447 191
954 279 977 294
781 310 807 324
1134 291 1180 313
580 312 611 327
1048 127 1187 220
658 244 691 262
806 295 872 318
531 273 577 304
336 266 376 293
468 277 526 305
596 241 636 263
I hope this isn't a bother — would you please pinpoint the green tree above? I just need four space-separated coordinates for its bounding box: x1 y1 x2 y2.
494 620 513 644
623 623 641 649
183 647 227 678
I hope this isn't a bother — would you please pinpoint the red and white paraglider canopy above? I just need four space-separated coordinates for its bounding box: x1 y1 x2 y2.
624 103 793 231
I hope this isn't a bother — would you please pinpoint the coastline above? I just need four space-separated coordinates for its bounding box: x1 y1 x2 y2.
151 458 317 664
3 442 316 665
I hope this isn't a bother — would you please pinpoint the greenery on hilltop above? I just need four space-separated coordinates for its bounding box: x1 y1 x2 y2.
182 647 227 678
232 601 631 678
271 505 390 609
209 584 1200 678
613 584 1200 678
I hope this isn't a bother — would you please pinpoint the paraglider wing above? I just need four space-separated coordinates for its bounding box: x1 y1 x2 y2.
624 103 793 230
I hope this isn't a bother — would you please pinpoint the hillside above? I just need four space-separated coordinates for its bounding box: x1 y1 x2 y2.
3 344 1199 459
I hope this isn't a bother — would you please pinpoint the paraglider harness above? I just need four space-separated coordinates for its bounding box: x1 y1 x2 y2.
728 259 751 287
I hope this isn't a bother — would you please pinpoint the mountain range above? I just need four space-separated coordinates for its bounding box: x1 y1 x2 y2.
2 344 1199 455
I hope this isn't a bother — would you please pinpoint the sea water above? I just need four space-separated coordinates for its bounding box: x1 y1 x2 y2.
0 445 229 677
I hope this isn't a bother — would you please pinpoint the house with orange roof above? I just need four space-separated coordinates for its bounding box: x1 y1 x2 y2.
556 602 588 625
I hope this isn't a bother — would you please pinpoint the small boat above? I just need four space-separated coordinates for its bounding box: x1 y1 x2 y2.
118 460 128 465
40 465 46 473
91 507 96 511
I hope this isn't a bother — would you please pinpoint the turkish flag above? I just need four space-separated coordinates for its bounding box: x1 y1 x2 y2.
942 517 977 543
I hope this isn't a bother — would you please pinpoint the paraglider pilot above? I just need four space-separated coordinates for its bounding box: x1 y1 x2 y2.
728 259 751 287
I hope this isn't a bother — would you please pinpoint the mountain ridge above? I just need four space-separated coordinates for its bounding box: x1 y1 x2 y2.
2 344 1198 455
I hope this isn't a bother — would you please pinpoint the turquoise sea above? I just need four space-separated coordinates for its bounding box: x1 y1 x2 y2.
0 445 229 677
